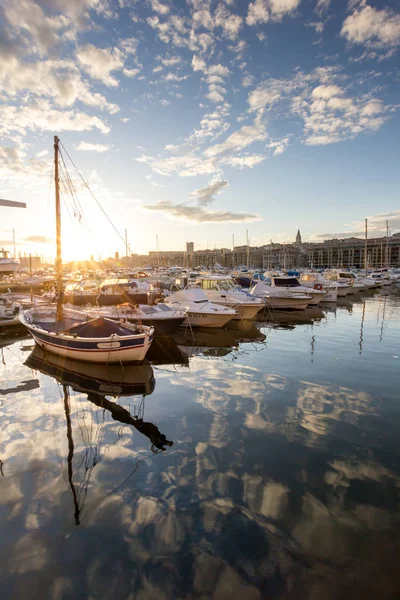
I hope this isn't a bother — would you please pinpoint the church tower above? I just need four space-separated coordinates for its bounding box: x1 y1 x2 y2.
295 229 302 246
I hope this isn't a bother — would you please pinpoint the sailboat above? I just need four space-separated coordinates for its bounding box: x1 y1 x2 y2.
19 136 154 363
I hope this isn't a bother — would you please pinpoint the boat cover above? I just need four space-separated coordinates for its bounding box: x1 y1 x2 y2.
64 317 137 338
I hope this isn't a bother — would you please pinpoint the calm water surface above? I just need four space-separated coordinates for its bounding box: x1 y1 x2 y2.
1 288 400 600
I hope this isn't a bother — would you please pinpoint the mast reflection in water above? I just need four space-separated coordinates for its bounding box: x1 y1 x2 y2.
24 346 173 527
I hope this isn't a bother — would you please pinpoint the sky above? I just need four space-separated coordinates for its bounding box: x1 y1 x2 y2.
1 0 400 261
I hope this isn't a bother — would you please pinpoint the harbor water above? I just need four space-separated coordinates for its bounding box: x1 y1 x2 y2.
1 287 400 599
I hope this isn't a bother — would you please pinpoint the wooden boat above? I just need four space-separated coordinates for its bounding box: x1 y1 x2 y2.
19 136 154 363
20 306 153 363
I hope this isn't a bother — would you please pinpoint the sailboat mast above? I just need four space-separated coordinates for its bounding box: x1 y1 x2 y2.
54 136 63 307
364 218 368 277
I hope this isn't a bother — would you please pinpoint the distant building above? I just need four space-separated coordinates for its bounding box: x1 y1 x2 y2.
111 231 400 270
19 255 41 270
186 242 194 268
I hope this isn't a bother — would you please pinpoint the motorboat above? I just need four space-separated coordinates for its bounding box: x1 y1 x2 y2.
0 295 22 328
20 306 154 363
299 272 338 302
250 282 311 310
164 288 237 328
98 278 151 306
61 280 100 305
323 270 358 294
195 276 266 320
265 276 328 305
370 271 394 287
80 303 187 336
0 249 19 276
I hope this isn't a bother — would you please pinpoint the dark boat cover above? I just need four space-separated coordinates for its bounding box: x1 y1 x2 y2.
64 317 137 338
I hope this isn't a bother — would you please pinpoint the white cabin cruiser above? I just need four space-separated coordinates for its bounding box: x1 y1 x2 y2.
266 276 327 305
0 249 19 276
195 276 265 320
164 288 237 328
323 271 357 294
299 273 338 302
250 282 311 310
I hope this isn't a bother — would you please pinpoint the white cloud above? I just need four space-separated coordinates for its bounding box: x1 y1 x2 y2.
159 56 181 66
190 176 229 206
208 64 230 77
0 99 110 136
248 67 391 146
150 0 170 15
242 74 255 88
192 55 207 72
221 154 266 168
269 0 301 19
214 5 243 40
76 44 124 87
246 0 269 26
311 84 343 99
144 201 262 223
341 2 400 52
246 0 300 26
248 81 284 111
268 137 289 155
207 90 225 103
164 73 188 82
204 117 267 158
123 68 141 78
76 141 110 152
0 57 119 114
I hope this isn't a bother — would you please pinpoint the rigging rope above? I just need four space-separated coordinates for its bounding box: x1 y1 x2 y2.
59 141 133 256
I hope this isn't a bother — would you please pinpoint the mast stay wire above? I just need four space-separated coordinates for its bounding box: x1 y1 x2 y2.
59 140 134 256
57 157 107 263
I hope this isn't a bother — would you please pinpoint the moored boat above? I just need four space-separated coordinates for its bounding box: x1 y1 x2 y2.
195 276 265 320
20 306 154 363
165 288 237 327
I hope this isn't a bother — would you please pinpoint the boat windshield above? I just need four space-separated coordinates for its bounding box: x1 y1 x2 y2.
274 278 301 287
300 274 317 282
200 279 234 291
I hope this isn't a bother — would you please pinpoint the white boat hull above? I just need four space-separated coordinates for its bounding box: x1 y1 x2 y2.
19 310 153 363
184 311 234 328
211 301 264 320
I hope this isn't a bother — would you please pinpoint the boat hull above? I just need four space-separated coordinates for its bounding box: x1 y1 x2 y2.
127 316 186 336
227 303 264 320
26 328 152 363
184 311 234 328
264 296 310 310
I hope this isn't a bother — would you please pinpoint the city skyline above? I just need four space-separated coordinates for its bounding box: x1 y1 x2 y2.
1 0 400 261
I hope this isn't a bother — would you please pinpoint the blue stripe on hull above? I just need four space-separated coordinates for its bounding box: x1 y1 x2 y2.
32 329 149 352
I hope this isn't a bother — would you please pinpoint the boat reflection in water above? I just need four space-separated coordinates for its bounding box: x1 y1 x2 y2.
256 305 326 329
24 346 173 526
25 345 156 397
173 323 266 358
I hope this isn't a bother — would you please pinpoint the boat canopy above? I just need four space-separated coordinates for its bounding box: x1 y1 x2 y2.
64 317 136 338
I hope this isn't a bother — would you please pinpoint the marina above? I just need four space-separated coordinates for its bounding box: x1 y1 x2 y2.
1 286 400 598
2 0 400 595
